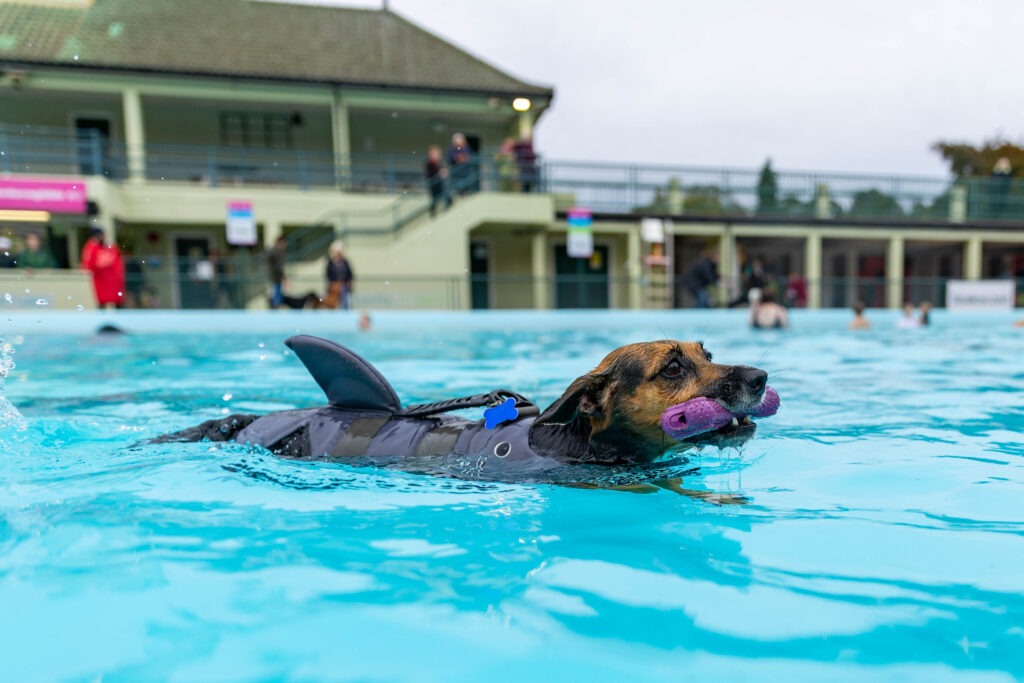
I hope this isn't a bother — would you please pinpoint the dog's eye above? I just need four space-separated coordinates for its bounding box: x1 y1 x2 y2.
660 360 683 379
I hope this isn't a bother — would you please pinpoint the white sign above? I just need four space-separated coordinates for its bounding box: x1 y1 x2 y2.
945 279 1016 311
566 207 593 259
567 229 593 259
641 217 664 243
226 201 257 246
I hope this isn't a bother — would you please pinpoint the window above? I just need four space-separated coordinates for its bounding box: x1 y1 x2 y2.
219 111 295 149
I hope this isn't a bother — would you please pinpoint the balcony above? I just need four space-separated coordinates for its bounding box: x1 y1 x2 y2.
4 123 1024 224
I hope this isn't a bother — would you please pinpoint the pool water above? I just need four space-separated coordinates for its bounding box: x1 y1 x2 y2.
1 310 1022 682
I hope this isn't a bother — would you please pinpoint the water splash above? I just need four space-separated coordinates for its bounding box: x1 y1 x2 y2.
0 336 27 432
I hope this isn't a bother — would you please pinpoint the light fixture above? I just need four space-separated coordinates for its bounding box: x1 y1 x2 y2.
512 97 532 112
0 210 51 223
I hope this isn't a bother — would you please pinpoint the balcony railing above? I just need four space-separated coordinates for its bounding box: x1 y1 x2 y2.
117 255 1024 310
5 123 1024 223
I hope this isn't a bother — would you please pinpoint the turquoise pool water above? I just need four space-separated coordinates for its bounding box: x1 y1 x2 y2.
1 310 1022 682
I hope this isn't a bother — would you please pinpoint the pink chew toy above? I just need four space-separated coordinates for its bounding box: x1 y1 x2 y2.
660 386 780 440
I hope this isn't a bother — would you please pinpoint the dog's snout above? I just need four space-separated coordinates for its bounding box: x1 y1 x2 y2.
740 367 767 394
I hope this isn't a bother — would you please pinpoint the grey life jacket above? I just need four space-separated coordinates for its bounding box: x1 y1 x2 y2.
227 335 565 480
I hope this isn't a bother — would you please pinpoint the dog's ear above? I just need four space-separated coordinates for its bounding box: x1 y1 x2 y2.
536 373 610 426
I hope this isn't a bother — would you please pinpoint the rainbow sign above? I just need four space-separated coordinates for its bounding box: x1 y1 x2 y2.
566 206 593 258
226 200 257 246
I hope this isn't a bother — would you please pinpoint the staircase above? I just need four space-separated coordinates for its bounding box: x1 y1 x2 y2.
282 192 556 309
640 219 674 308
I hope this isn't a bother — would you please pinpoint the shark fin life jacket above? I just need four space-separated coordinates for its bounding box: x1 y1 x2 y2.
286 335 402 411
229 336 560 475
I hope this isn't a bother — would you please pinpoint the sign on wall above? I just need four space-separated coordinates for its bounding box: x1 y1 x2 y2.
226 201 257 246
641 217 665 243
0 178 87 213
566 206 593 259
945 279 1016 311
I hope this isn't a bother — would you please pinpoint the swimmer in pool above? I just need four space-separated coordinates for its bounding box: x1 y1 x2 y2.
849 301 870 330
749 289 789 330
918 301 932 327
897 303 920 329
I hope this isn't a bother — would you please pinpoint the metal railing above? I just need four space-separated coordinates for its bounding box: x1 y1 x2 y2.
117 253 1023 311
7 123 1024 223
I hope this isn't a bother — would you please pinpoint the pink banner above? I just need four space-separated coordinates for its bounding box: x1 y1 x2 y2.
0 178 88 213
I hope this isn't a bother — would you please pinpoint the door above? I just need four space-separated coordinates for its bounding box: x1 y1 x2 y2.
74 117 112 177
554 244 610 308
469 240 490 309
175 236 215 309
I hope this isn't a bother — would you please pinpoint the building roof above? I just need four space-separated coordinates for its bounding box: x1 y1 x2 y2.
0 0 553 97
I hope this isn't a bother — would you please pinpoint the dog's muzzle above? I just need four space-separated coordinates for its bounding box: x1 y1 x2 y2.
660 386 780 441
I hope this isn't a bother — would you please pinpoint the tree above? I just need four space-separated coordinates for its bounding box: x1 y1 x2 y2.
849 189 903 218
756 159 779 215
682 185 748 216
932 137 1024 177
911 192 951 220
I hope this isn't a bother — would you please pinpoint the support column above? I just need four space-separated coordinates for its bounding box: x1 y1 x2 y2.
845 250 857 308
718 227 736 307
263 219 282 249
517 110 534 140
627 225 642 309
122 88 146 183
331 89 351 188
886 234 905 309
949 184 967 223
531 229 549 309
805 230 822 309
964 235 983 280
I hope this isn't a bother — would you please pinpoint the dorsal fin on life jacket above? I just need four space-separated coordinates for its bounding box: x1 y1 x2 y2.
284 335 401 412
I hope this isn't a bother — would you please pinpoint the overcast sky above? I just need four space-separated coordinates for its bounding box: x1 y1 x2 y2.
290 0 1023 177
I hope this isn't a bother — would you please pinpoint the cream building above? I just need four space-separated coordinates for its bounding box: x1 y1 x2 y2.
2 0 1022 310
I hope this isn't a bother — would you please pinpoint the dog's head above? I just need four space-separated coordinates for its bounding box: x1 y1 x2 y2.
531 340 769 463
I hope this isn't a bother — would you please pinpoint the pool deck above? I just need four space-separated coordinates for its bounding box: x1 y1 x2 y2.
0 308 1021 336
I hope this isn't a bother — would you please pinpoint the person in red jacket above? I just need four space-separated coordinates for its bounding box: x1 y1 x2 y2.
80 227 126 309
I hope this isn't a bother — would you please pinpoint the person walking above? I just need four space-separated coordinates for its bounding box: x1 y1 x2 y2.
325 240 355 310
425 145 452 217
682 250 720 308
267 236 287 309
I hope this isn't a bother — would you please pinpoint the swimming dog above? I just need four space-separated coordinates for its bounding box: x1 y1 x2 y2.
159 335 777 492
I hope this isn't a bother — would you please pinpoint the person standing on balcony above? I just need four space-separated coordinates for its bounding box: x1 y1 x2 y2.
495 138 520 192
990 157 1013 218
268 236 287 309
513 134 539 193
425 145 453 217
80 227 125 309
16 233 56 269
325 240 355 310
447 132 474 195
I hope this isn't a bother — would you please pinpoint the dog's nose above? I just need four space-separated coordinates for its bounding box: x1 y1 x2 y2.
740 367 767 394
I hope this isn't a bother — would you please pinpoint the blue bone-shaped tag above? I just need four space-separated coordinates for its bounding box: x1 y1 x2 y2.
483 397 518 429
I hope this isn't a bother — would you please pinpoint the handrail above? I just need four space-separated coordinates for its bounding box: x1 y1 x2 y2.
6 122 1024 222
285 170 482 262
